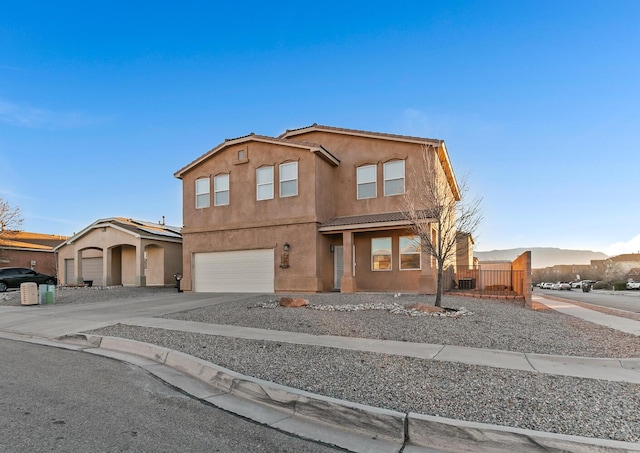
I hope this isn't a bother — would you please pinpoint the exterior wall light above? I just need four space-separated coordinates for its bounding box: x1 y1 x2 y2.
283 242 290 252
329 245 335 253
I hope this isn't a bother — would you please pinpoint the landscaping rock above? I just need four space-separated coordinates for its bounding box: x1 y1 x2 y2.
279 297 309 308
406 302 445 314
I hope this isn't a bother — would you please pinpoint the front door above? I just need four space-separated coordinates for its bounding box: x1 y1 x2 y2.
333 246 343 290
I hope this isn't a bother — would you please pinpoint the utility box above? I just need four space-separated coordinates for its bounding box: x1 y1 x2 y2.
39 284 55 305
458 278 476 290
20 282 39 306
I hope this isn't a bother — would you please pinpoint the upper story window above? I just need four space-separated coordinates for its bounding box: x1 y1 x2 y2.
214 174 229 206
357 164 377 199
195 177 210 209
384 160 405 196
279 161 298 197
400 236 421 270
256 166 274 201
371 237 392 271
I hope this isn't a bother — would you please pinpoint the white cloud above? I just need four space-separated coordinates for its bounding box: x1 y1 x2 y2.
0 99 104 129
604 234 640 256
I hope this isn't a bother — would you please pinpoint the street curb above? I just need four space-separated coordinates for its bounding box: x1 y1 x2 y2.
85 334 640 453
407 412 640 453
2 330 639 452
90 334 407 453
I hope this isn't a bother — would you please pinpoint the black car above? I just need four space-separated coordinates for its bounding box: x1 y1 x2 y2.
0 267 57 292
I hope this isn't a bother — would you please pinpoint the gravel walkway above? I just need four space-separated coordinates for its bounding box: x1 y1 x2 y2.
3 287 640 443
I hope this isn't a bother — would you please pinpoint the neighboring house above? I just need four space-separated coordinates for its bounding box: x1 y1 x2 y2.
592 253 640 280
0 230 68 275
455 232 475 269
55 218 182 287
174 124 462 294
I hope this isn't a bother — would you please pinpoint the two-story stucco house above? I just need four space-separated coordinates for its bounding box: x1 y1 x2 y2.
174 124 461 294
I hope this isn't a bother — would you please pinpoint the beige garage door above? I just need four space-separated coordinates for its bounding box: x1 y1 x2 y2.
64 257 103 286
193 249 274 293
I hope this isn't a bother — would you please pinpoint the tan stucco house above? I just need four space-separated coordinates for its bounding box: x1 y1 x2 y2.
55 218 182 287
175 124 461 294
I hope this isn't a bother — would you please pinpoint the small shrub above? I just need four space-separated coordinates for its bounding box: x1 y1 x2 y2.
613 281 628 291
593 281 611 290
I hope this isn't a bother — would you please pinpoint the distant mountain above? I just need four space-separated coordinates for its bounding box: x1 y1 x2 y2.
474 247 608 269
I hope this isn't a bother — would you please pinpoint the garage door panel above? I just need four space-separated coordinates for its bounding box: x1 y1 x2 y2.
194 249 274 293
63 257 103 286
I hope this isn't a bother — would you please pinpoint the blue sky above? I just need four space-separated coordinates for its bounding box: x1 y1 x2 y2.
1 1 639 255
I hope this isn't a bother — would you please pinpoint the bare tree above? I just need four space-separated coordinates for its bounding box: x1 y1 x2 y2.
404 146 483 307
0 197 23 236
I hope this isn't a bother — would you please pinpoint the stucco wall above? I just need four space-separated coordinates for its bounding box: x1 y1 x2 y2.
181 141 322 234
180 222 322 292
513 251 532 307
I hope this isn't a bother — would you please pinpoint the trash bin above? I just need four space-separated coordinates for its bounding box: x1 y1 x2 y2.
39 284 55 304
174 273 183 293
20 282 38 306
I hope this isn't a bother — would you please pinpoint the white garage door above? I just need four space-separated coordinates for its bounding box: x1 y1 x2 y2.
193 249 274 293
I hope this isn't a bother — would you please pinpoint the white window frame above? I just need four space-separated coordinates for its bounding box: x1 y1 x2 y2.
399 236 421 270
357 164 377 199
279 161 298 198
256 165 274 201
195 177 210 209
371 237 392 271
384 160 405 196
214 174 230 206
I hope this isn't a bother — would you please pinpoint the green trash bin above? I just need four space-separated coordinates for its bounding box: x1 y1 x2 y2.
39 284 55 305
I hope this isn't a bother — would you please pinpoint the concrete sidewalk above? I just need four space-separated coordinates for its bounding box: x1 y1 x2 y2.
1 292 639 452
533 294 640 335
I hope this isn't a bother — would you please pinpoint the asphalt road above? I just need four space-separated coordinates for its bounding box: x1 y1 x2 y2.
535 287 640 313
0 339 341 453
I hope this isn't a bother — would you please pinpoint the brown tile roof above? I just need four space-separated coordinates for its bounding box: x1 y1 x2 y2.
320 212 413 228
319 210 433 229
174 133 340 178
279 123 444 144
0 231 68 250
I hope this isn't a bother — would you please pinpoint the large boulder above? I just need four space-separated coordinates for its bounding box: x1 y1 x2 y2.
279 297 309 308
406 302 445 314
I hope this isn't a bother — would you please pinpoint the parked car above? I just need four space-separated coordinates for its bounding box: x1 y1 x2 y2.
551 282 571 290
541 282 553 289
627 280 640 290
570 281 582 289
0 267 57 292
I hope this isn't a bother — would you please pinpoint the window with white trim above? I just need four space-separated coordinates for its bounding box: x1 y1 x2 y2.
384 160 405 196
357 164 377 199
256 166 274 200
371 237 392 271
400 235 421 270
214 174 229 206
195 177 210 209
279 161 298 197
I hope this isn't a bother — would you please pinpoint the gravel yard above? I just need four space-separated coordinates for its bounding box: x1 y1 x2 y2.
3 287 640 443
160 292 640 358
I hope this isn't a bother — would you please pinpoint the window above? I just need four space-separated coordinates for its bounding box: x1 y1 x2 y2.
371 237 392 271
357 164 377 199
400 236 421 270
256 166 274 200
384 160 405 196
214 174 229 206
195 177 210 209
279 161 298 197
